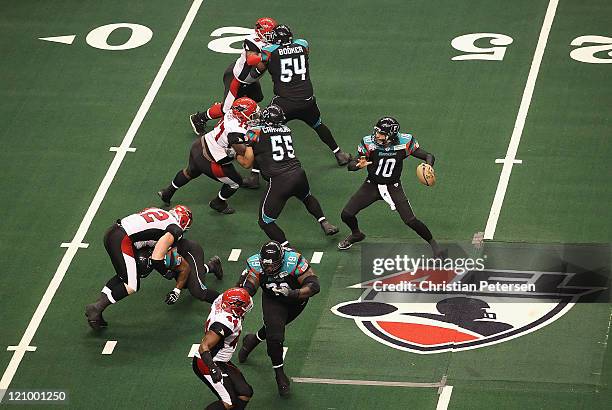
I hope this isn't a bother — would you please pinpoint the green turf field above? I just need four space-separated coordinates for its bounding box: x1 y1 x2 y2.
1 0 611 408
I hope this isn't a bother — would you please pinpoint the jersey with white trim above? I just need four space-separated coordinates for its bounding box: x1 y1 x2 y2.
245 124 301 178
119 208 184 248
232 34 266 84
357 133 419 184
262 39 313 99
203 112 248 163
196 295 243 362
245 250 310 297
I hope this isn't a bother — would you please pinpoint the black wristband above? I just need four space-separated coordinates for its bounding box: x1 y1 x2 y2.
347 159 360 171
151 258 166 274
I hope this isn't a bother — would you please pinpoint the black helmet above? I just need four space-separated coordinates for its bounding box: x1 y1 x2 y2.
373 116 400 146
135 248 153 278
261 104 286 125
273 24 293 45
260 241 285 275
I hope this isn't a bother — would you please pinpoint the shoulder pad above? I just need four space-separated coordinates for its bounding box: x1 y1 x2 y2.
294 38 309 48
262 44 280 53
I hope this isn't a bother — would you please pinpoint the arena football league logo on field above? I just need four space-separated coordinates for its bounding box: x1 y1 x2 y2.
331 244 607 354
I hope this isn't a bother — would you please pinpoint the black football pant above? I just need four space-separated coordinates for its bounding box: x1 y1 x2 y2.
186 138 243 200
176 239 219 303
101 224 138 303
192 357 252 408
255 291 308 367
258 168 325 245
341 180 433 242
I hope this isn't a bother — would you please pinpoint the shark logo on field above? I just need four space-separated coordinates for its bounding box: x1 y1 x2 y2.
331 268 601 354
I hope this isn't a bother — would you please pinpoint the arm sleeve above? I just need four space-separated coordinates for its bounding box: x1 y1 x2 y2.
405 135 420 156
208 322 232 340
357 140 368 157
165 224 183 243
243 38 260 52
227 132 247 145
411 147 435 166
293 253 311 277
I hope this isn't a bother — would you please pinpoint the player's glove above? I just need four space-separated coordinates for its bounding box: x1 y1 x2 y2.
165 288 181 305
272 287 299 299
209 363 223 383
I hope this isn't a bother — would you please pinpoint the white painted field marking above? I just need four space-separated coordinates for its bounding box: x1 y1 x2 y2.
436 385 454 410
38 35 76 45
101 341 117 355
228 249 242 262
310 252 324 264
109 146 136 153
188 344 200 358
484 0 559 240
0 0 204 403
283 347 288 360
292 377 443 388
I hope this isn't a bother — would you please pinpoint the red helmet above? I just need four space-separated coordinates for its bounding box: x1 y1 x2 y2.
255 17 277 43
231 97 260 125
221 287 253 318
169 204 193 231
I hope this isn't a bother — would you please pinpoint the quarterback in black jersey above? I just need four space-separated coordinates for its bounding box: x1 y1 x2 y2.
242 105 339 247
242 24 350 189
339 117 444 257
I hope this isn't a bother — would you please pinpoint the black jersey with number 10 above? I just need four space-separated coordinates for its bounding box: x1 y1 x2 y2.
245 124 302 178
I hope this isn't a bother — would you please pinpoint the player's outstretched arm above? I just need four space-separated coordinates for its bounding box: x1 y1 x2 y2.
235 146 254 169
151 232 177 274
347 156 371 171
411 147 435 166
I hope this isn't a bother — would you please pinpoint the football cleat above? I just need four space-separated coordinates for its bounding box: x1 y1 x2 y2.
170 204 193 231
157 186 173 205
238 333 261 363
207 256 224 280
85 304 108 330
275 367 291 397
221 287 253 318
189 112 208 135
320 220 339 236
337 232 366 250
209 198 235 214
334 150 351 166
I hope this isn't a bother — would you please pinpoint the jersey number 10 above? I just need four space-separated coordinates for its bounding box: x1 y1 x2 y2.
375 158 396 178
280 55 306 82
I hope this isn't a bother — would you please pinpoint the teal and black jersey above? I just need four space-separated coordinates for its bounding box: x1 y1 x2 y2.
245 250 310 298
357 133 420 184
262 39 313 99
245 124 302 178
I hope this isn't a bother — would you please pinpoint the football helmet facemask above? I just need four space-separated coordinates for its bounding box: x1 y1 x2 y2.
255 17 277 43
169 204 193 231
260 240 285 276
231 97 260 126
373 116 400 146
221 287 253 318
261 104 285 125
272 24 293 46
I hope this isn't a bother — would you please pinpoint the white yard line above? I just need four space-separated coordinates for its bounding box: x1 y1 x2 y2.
310 251 324 264
436 385 454 410
292 377 443 388
228 248 242 261
0 1 203 402
483 0 559 240
101 341 117 355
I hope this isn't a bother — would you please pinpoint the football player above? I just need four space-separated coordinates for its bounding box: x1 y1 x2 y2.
189 17 277 135
338 117 444 257
135 238 224 304
85 205 192 329
241 24 351 189
193 287 254 409
237 241 320 396
159 97 259 214
241 104 338 247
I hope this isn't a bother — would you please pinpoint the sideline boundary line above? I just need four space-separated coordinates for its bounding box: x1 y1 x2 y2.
0 0 204 402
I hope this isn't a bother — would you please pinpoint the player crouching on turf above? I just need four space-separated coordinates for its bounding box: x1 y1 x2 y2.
193 287 254 409
85 205 192 329
236 241 320 396
338 117 444 258
134 238 224 305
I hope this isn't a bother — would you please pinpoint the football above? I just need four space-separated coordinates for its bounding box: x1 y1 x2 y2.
416 163 436 186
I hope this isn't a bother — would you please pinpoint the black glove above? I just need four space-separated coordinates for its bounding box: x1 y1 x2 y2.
165 288 180 305
209 363 223 383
